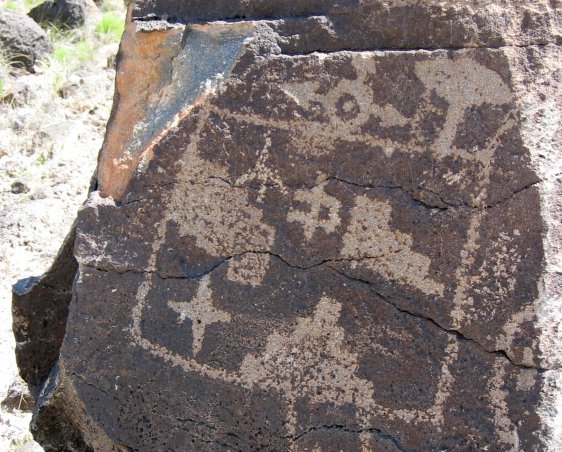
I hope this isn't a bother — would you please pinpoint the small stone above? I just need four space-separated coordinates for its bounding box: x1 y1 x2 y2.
2 81 33 107
1 377 34 412
10 181 29 195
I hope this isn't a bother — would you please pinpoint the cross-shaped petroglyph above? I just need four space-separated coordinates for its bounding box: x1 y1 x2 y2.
287 181 342 241
168 275 231 355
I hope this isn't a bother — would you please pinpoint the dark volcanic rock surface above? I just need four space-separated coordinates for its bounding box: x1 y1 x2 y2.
12 226 77 393
18 1 562 451
0 9 53 70
29 0 99 28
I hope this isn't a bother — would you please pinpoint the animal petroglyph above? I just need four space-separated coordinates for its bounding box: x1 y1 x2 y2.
239 297 376 434
133 290 464 436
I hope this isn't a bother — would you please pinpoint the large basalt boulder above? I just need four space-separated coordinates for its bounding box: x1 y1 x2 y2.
0 10 53 71
12 226 77 394
29 0 99 28
16 0 562 450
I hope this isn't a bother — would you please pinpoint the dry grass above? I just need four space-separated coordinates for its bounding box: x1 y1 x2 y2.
0 0 125 200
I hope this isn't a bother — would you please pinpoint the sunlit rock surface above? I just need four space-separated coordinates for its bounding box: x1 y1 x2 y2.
17 1 562 450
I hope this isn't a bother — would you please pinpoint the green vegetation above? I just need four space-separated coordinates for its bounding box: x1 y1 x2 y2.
50 28 96 66
0 0 42 12
0 0 125 95
95 12 125 42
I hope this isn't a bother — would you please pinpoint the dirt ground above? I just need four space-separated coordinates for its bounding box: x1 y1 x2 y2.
0 41 118 451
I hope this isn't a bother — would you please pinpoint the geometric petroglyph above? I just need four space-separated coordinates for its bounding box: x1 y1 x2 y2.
342 195 445 296
279 55 410 158
226 252 271 286
160 112 277 260
135 292 460 438
238 297 374 435
414 58 513 161
235 134 288 202
167 182 276 257
414 57 514 205
167 275 231 355
287 181 342 241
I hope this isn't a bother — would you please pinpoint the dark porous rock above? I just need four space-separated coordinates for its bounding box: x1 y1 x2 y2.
12 225 77 394
29 0 99 28
0 10 52 71
24 0 562 450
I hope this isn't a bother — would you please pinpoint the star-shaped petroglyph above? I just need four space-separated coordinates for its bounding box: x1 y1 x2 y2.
168 275 231 356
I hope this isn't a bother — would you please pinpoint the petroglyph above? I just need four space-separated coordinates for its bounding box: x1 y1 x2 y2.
342 195 444 296
167 182 275 256
450 213 483 328
161 109 276 258
242 55 413 158
124 91 502 442
427 339 458 429
132 290 463 436
36 4 561 447
489 364 520 449
168 275 231 355
414 57 513 161
235 135 288 202
239 297 375 434
79 48 546 448
226 252 271 286
415 56 516 205
287 181 342 241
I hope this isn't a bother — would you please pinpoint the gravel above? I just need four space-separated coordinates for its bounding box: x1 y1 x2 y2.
0 42 118 451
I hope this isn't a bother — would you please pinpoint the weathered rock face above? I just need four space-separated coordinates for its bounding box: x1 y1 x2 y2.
12 227 77 393
17 0 562 450
29 0 99 28
0 10 53 71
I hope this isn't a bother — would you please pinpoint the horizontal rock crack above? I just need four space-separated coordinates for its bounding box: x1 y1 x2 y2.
80 247 558 372
328 267 556 372
288 423 405 451
119 176 543 211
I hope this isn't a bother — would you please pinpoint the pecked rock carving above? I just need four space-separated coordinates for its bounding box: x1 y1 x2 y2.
13 0 562 450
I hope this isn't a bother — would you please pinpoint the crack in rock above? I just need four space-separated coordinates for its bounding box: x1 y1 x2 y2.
288 423 405 451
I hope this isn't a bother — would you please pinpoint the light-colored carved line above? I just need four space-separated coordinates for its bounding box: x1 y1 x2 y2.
126 52 530 439
127 105 459 435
